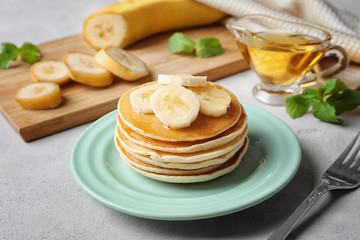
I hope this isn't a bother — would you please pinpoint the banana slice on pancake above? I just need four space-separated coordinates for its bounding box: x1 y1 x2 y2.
158 73 207 86
189 86 231 117
130 83 163 113
150 85 200 129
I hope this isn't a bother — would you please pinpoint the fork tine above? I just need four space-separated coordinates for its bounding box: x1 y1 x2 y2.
331 131 360 168
343 141 360 171
350 157 360 174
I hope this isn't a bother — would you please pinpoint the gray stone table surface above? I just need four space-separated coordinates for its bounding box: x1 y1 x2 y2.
1 0 360 239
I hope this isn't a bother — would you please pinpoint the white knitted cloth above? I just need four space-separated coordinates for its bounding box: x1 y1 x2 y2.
195 0 360 89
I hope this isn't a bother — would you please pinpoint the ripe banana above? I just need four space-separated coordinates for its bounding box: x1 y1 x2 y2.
130 83 163 113
95 46 149 81
63 52 113 87
158 73 207 87
150 85 200 129
30 60 70 86
188 86 231 117
15 82 62 110
83 0 226 50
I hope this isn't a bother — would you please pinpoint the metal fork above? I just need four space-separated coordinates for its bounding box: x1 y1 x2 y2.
267 131 360 240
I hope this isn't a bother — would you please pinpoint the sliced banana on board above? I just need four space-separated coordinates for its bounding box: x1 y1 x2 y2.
15 82 62 110
150 85 200 129
95 46 149 81
30 60 70 86
130 83 163 114
158 73 207 87
63 52 113 87
188 86 231 117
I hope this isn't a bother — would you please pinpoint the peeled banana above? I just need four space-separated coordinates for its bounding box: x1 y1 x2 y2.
83 0 226 50
150 84 200 129
31 60 70 86
15 82 62 110
63 52 113 87
95 46 149 81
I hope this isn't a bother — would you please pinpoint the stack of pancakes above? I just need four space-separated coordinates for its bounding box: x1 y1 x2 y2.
114 82 248 183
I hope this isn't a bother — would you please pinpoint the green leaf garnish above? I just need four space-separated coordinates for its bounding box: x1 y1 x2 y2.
1 43 19 60
168 32 195 54
0 54 14 69
0 42 41 69
195 37 224 58
285 79 360 124
285 95 309 119
168 32 224 58
312 101 342 124
326 89 360 115
19 42 41 64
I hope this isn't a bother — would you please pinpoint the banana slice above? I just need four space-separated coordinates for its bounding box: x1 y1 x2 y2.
63 52 113 87
150 85 200 129
130 83 163 113
30 60 70 86
188 86 231 117
158 73 207 87
95 46 149 81
15 82 62 110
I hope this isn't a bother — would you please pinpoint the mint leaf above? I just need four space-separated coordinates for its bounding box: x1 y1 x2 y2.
0 43 19 69
0 53 14 69
326 89 360 114
312 101 342 124
285 79 360 124
167 33 225 58
320 79 348 96
195 37 224 58
168 33 195 54
301 88 322 102
285 95 310 118
1 43 19 60
0 42 41 68
19 42 41 64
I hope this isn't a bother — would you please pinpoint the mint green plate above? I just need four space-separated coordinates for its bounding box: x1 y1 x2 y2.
71 104 301 220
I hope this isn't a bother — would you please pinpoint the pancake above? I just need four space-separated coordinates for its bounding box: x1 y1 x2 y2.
114 130 243 169
115 140 224 175
114 78 249 184
116 124 248 163
117 105 247 153
118 81 241 142
120 137 249 183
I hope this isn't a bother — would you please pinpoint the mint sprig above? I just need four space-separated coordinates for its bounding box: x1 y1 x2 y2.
168 32 224 58
285 79 360 124
0 42 41 69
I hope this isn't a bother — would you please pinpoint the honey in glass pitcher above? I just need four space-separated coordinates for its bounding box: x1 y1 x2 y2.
236 31 326 86
227 15 349 105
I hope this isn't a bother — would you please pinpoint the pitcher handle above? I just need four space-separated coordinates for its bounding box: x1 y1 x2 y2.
299 45 349 88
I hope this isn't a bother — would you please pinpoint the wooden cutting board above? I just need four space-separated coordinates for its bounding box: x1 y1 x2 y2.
0 24 249 142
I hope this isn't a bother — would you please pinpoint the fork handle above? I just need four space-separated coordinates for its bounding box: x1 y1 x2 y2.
267 181 329 240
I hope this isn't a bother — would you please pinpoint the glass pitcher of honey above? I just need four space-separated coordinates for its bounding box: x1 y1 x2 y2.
227 15 349 105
